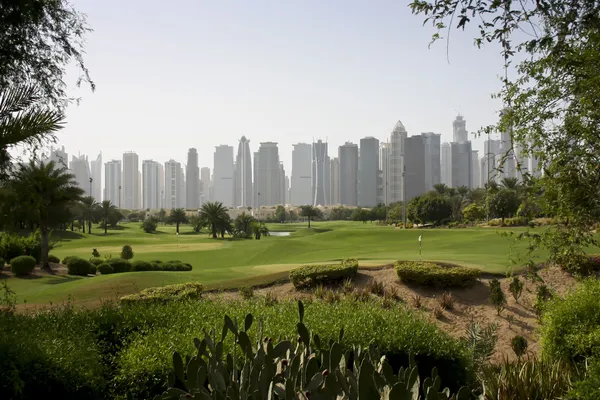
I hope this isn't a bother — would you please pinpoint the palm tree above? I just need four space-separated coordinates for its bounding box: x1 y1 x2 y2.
234 212 256 238
252 222 270 240
0 86 65 181
299 205 319 228
11 161 83 268
80 196 97 234
433 183 448 195
169 208 188 233
101 200 116 234
199 201 229 238
501 177 520 190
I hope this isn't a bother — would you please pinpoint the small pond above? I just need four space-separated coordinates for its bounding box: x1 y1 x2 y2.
270 231 292 237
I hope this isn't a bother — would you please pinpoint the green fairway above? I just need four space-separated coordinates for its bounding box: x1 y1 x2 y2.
5 221 543 305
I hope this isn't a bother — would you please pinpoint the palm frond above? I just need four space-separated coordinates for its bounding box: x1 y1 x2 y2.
0 86 40 118
0 108 65 147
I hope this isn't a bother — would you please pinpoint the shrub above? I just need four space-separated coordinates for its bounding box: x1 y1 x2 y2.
341 277 354 294
97 263 114 275
89 257 104 266
48 254 60 263
89 265 97 275
412 294 423 309
141 218 158 233
131 260 153 272
62 255 76 265
92 248 101 257
508 275 524 303
534 284 553 317
0 256 4 267
511 335 528 358
290 258 358 288
120 282 203 305
367 278 385 296
0 232 44 262
120 245 134 260
10 255 36 276
238 286 254 299
67 257 93 276
433 306 444 319
394 261 480 288
263 290 278 306
439 292 454 310
504 216 529 226
108 259 131 273
488 218 504 227
489 278 506 315
158 260 192 271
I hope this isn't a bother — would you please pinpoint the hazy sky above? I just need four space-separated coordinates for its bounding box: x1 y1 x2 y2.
58 0 506 174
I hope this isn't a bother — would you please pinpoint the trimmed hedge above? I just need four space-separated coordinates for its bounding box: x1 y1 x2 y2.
48 254 60 263
62 256 75 265
89 265 97 275
290 258 358 288
97 263 114 275
67 257 93 276
120 282 203 305
107 259 131 273
131 260 153 271
10 255 36 276
89 257 105 266
395 261 480 288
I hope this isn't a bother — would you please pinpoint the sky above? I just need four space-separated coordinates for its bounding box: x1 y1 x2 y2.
57 0 507 177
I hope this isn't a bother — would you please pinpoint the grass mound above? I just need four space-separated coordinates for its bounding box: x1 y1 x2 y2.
290 258 358 288
394 261 480 288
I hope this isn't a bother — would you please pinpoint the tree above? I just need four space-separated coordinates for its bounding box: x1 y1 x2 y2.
158 208 167 223
410 0 600 272
408 193 452 226
11 160 83 268
141 216 158 233
433 183 448 195
462 203 486 224
500 177 520 191
80 196 97 234
299 205 319 228
189 215 203 233
234 212 256 239
120 245 134 260
199 201 229 239
100 200 115 234
252 222 270 240
274 205 288 223
489 189 520 224
168 208 188 233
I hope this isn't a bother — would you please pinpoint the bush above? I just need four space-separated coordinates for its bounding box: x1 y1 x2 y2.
0 232 44 262
10 255 36 276
120 282 203 305
62 255 76 265
131 260 153 271
509 276 524 303
108 259 131 273
504 216 530 226
97 263 114 275
511 335 528 358
67 257 93 276
48 254 60 263
289 258 358 288
394 261 480 288
489 278 506 315
239 286 254 299
488 218 504 227
92 248 101 257
89 265 97 275
141 218 158 233
89 257 105 266
158 260 192 271
120 245 134 260
0 256 4 267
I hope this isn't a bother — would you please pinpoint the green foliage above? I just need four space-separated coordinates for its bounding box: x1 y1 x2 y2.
66 257 92 276
97 263 113 275
48 254 60 263
462 203 485 223
461 321 498 368
168 208 188 233
141 216 158 233
290 258 358 289
9 255 36 276
0 232 43 262
131 260 153 271
395 261 480 288
251 221 269 240
508 276 524 303
567 358 600 400
89 264 97 275
92 248 100 257
239 286 254 299
489 190 520 223
89 257 104 266
61 255 76 265
0 256 4 267
120 282 203 305
534 284 553 317
188 215 202 233
150 260 193 272
234 212 256 238
107 259 131 273
511 335 528 358
299 205 320 228
199 201 230 238
408 192 453 225
120 245 133 260
156 301 469 400
489 279 506 316
504 216 529 227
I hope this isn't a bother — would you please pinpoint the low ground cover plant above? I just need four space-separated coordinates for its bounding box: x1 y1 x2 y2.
120 282 203 305
395 261 480 288
290 258 358 288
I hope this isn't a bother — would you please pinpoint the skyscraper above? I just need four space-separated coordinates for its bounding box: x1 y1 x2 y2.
482 139 501 185
200 167 211 204
234 136 253 208
186 148 200 209
49 146 68 169
70 154 91 197
255 142 282 206
390 121 407 203
291 143 312 206
279 162 286 206
165 159 185 208
312 140 330 206
329 157 340 205
379 142 391 206
142 160 163 209
358 137 379 207
122 152 140 209
404 136 426 201
104 160 121 207
441 143 452 186
284 175 290 205
90 152 102 200
213 145 234 207
338 142 358 206
421 132 441 191
450 141 473 188
453 115 468 143
471 150 480 189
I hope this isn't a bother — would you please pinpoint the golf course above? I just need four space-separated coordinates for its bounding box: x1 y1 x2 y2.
5 221 541 306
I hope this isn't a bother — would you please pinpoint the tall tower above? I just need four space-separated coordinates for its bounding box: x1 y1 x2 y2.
70 154 91 197
200 167 211 204
213 145 234 207
186 148 200 209
255 142 281 207
453 115 468 143
90 152 102 200
165 159 184 209
338 142 358 206
311 139 330 206
390 121 407 203
122 152 140 209
379 142 390 206
329 157 340 205
404 136 426 201
142 160 163 209
358 137 379 207
234 136 253 208
49 146 68 169
104 160 121 207
421 132 441 191
291 143 312 205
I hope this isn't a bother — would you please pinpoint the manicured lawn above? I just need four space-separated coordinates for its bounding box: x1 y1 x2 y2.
4 221 542 305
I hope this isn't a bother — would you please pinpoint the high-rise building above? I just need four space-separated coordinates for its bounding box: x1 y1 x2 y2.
255 142 282 206
234 136 253 208
90 152 102 200
49 146 68 169
358 137 379 207
104 160 122 207
453 115 468 143
421 132 441 191
213 145 234 207
450 141 473 188
379 142 391 205
122 152 140 209
142 160 163 209
200 167 211 204
482 139 501 185
291 143 312 206
186 148 200 209
312 140 330 206
404 136 426 201
70 154 91 197
471 150 480 189
165 159 185 209
390 121 407 202
279 162 286 205
253 151 259 208
284 175 290 205
441 143 452 186
329 157 340 205
338 142 358 206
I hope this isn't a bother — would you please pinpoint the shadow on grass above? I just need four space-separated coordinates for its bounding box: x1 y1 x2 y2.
43 275 84 285
50 230 86 241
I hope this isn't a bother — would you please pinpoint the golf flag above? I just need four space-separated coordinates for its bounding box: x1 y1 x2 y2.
418 235 422 242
